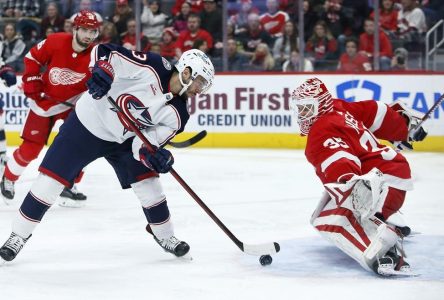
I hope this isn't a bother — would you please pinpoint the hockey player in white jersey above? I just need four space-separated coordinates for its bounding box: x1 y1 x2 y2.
0 44 215 263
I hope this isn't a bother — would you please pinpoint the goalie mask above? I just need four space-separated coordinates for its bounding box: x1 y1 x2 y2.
291 77 333 135
175 49 215 96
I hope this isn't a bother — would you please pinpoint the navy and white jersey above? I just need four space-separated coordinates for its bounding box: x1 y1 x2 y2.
75 43 189 159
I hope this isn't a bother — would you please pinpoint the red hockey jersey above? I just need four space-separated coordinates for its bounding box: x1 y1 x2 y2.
305 99 413 191
24 33 93 116
175 29 213 53
260 11 289 36
338 52 372 72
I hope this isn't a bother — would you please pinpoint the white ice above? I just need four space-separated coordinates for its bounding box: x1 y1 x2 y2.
0 147 443 300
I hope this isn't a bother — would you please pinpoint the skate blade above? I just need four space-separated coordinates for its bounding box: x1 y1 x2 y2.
58 199 86 208
405 231 421 238
178 252 193 261
1 196 13 206
378 268 420 277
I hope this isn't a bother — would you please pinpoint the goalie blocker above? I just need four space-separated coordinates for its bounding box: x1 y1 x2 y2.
389 100 428 151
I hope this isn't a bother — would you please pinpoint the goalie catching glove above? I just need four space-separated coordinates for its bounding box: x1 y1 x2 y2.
87 60 114 99
390 101 428 150
139 146 174 174
324 168 387 221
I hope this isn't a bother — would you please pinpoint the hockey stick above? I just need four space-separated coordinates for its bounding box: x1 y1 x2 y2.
41 94 75 108
107 95 280 256
168 130 207 148
416 93 444 128
15 85 76 108
391 95 444 150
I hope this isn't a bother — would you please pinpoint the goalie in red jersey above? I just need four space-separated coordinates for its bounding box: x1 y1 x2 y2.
291 77 427 276
0 10 101 208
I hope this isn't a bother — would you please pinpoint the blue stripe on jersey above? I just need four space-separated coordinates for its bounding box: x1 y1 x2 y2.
95 43 174 93
19 192 51 222
142 199 170 224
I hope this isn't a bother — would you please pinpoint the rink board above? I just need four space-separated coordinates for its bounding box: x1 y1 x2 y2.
2 73 444 151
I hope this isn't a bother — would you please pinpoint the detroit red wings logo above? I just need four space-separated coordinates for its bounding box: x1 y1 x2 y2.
112 94 154 134
49 67 86 85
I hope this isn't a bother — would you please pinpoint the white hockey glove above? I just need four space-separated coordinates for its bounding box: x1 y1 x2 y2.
390 101 428 151
324 168 387 221
350 169 386 220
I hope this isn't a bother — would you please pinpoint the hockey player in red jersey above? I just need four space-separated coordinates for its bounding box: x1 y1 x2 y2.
291 77 427 276
0 10 101 207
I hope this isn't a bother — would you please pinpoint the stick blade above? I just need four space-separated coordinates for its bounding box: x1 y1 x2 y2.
168 130 207 148
242 242 280 256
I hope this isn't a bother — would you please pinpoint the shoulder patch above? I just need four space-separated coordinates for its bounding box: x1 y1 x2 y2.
37 39 46 50
162 57 172 70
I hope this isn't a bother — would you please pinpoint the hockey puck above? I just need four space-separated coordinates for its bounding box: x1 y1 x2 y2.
259 255 272 266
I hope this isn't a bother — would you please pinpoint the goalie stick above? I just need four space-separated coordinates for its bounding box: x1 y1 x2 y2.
391 95 444 150
168 130 207 148
107 95 280 256
415 93 444 128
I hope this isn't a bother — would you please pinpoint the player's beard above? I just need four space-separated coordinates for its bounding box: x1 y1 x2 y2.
75 33 92 50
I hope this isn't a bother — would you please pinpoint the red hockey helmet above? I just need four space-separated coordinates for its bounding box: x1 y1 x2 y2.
73 10 100 30
291 77 333 135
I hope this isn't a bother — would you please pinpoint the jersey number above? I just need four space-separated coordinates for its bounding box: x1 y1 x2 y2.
324 130 397 161
131 51 147 61
359 130 397 160
323 137 349 149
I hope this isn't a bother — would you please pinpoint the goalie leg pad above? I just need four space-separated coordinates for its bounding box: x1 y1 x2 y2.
311 192 401 272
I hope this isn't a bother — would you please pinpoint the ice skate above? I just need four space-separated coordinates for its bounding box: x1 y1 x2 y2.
372 247 418 277
0 151 7 178
146 224 191 258
0 232 31 263
1 175 15 203
395 225 412 238
59 185 87 208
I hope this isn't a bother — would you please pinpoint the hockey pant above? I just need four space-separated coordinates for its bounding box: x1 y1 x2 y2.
3 110 85 183
3 139 85 183
12 174 173 240
310 187 405 272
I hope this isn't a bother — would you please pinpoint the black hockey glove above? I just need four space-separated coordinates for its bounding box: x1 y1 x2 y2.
139 146 174 173
409 125 427 142
0 65 17 87
393 125 428 151
87 60 114 99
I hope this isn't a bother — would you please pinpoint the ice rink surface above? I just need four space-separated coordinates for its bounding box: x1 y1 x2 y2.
0 147 443 300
